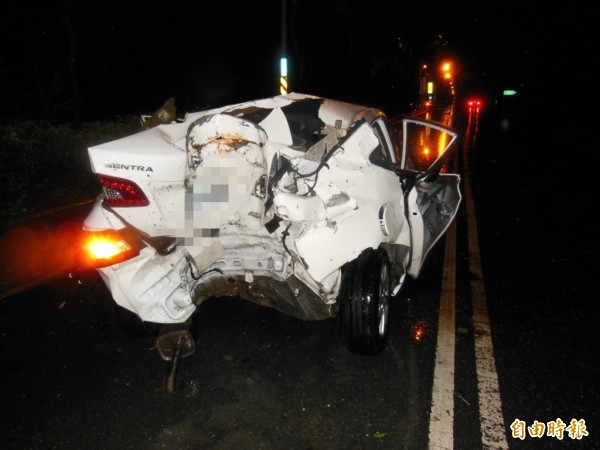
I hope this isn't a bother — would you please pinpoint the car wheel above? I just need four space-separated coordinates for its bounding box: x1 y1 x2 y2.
339 247 391 355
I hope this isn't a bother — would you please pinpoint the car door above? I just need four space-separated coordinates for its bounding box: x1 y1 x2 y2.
395 117 462 277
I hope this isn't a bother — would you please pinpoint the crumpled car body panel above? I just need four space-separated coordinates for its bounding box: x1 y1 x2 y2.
84 93 461 324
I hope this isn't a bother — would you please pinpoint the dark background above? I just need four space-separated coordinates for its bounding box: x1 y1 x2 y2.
0 4 599 448
1 1 594 122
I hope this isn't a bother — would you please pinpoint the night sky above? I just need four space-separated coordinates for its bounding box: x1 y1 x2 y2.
0 1 594 122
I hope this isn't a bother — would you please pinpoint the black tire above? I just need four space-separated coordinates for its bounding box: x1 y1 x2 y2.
339 247 391 355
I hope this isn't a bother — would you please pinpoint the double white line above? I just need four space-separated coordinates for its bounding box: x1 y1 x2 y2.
428 125 508 449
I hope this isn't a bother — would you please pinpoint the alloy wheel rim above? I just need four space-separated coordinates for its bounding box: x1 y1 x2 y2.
378 262 390 337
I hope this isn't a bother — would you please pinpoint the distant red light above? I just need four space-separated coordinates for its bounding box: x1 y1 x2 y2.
466 98 483 110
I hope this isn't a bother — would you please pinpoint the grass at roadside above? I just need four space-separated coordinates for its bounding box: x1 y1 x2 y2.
0 117 140 224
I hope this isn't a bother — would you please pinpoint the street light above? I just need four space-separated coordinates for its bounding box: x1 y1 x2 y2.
441 61 452 81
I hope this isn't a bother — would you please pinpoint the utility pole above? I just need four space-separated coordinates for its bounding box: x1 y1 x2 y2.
279 0 289 95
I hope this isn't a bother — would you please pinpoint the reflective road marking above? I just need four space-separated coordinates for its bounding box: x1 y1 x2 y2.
428 218 457 450
464 175 509 449
429 117 508 449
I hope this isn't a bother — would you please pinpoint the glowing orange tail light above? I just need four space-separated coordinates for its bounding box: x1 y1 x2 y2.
81 230 141 268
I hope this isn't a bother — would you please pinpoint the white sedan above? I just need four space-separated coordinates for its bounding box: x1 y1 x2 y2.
80 92 461 368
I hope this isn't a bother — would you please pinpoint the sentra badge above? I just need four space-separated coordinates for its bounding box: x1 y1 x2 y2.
105 163 154 172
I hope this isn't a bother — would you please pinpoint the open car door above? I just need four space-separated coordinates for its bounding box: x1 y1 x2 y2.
397 117 462 278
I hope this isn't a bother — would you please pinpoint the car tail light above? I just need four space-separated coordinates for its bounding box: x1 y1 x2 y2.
97 174 150 207
80 230 141 268
467 98 483 108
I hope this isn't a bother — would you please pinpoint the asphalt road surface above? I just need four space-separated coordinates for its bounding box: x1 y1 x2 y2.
0 99 598 450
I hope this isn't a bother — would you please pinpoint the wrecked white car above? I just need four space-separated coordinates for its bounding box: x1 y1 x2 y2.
79 93 461 390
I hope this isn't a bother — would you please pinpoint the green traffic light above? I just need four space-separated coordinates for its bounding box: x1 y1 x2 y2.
503 90 517 96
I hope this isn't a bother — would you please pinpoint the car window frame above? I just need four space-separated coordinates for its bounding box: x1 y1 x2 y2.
370 117 400 166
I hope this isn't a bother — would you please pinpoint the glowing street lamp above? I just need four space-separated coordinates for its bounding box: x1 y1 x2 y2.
441 61 452 81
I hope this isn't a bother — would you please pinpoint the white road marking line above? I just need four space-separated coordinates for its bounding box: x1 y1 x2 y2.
428 218 457 450
428 109 507 448
428 117 460 450
464 177 509 450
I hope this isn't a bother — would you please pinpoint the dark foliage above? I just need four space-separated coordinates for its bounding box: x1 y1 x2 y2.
0 118 140 222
